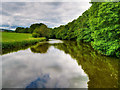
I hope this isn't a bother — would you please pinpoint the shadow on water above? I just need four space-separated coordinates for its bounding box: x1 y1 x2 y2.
30 40 119 88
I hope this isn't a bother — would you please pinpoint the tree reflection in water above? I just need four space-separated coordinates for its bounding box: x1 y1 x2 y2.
30 40 119 88
2 40 119 88
31 43 50 53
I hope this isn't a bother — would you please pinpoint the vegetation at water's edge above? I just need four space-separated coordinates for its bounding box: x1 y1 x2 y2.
52 2 120 58
1 32 46 54
15 2 120 58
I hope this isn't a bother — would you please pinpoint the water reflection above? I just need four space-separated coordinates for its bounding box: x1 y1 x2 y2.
54 41 119 88
30 40 119 88
1 43 38 55
2 40 88 88
31 43 50 53
30 39 63 54
2 39 119 88
26 74 50 88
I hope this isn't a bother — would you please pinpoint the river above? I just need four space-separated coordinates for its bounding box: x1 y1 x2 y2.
1 39 119 88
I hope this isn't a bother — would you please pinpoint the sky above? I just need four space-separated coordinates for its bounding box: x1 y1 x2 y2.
0 0 92 30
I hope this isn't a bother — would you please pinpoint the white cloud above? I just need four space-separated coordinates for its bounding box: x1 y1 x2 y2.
2 0 118 2
2 0 91 2
1 2 92 30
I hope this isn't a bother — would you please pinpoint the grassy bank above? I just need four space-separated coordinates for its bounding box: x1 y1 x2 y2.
1 32 46 54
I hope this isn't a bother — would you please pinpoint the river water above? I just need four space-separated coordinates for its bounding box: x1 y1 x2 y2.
2 39 119 88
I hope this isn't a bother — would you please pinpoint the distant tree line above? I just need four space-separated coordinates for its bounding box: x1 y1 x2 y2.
15 23 44 33
15 2 120 58
0 29 14 32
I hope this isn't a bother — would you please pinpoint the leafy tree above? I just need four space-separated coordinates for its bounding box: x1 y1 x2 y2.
29 23 44 33
15 1 120 58
32 24 52 38
15 27 25 33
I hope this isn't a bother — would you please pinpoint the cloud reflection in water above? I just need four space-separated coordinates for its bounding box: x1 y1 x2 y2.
2 40 89 88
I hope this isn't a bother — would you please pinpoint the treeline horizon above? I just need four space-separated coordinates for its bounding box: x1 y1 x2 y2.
15 2 120 58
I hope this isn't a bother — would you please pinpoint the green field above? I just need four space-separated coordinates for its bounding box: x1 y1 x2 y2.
2 32 45 42
1 32 46 54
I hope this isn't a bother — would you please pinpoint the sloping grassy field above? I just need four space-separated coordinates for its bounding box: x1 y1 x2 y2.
2 32 45 42
1 32 46 54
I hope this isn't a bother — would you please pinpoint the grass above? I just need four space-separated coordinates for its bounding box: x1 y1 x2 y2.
2 32 44 42
1 32 46 54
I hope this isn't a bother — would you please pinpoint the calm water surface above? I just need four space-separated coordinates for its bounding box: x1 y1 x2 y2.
2 39 119 88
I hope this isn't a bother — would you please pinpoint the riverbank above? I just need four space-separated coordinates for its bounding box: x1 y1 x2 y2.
1 32 46 54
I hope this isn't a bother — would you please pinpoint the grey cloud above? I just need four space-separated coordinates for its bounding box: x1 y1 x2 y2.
2 11 11 16
2 2 25 13
46 2 63 6
1 2 91 30
2 0 91 2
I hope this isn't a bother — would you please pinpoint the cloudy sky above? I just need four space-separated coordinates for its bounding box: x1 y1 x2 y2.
1 0 92 30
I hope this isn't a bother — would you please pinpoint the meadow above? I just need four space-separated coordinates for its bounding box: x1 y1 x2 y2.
1 32 46 54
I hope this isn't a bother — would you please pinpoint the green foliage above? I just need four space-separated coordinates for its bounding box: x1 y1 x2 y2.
15 27 26 33
51 2 120 58
32 33 40 38
1 32 46 54
15 23 47 34
29 23 44 33
14 1 120 58
32 24 52 38
76 28 92 42
89 2 120 58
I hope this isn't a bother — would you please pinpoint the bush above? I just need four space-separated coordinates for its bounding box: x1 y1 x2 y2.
32 33 40 38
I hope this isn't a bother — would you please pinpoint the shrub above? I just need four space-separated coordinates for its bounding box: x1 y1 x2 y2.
32 33 40 38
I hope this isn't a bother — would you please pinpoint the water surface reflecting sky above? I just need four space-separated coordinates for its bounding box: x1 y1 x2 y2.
2 40 89 88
